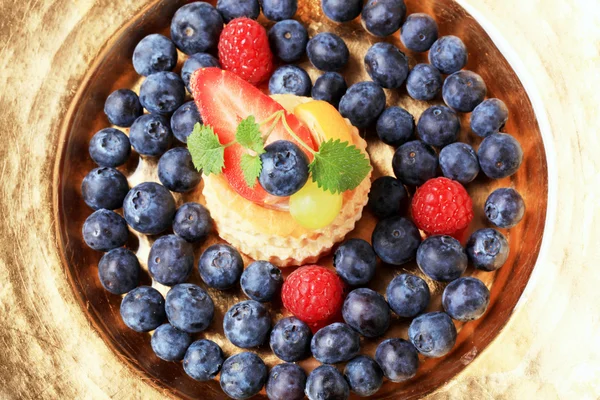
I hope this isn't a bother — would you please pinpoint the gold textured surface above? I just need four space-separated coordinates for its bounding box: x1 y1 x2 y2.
0 1 598 400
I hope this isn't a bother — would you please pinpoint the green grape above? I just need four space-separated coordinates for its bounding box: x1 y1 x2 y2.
290 179 343 230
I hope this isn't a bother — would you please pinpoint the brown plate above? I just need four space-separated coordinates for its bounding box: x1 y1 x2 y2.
54 0 548 398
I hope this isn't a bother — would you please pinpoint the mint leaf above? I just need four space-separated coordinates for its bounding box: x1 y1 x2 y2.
240 153 262 188
309 139 371 194
236 116 265 154
187 123 225 175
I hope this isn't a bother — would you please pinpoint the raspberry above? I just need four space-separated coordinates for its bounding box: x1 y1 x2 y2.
411 177 474 236
218 18 274 85
281 265 346 332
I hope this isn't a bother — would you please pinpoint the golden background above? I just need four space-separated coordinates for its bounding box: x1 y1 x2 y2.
0 0 598 399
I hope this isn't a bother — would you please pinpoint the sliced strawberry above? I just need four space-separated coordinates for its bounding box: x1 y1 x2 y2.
191 68 316 204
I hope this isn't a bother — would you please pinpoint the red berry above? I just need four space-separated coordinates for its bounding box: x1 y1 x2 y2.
282 265 346 332
411 177 474 236
218 18 274 85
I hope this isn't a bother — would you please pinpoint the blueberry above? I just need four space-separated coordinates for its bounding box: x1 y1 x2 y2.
171 101 202 143
81 167 129 210
158 147 201 193
466 228 509 271
266 363 307 400
442 70 487 112
89 128 131 168
429 35 468 75
392 140 439 186
339 81 386 129
361 0 406 37
260 0 297 21
104 89 143 127
408 311 457 357
268 20 308 63
305 364 349 400
123 182 176 235
270 316 312 362
376 106 414 146
470 98 509 137
120 286 166 332
170 2 224 55
374 338 419 382
259 140 309 197
485 188 525 228
129 113 173 157
417 105 460 148
344 355 383 397
406 63 443 101
220 352 268 400
183 339 224 381
165 283 215 333
311 322 360 363
311 72 347 108
269 65 312 96
240 261 283 302
400 13 438 52
342 288 390 337
148 234 194 286
181 53 221 93
306 32 349 72
372 216 421 265
322 0 362 22
439 142 480 184
151 323 192 361
173 202 212 243
442 277 490 321
98 248 139 294
139 71 186 115
333 238 377 286
224 300 271 348
364 42 409 89
367 176 409 219
132 34 177 77
386 273 430 318
417 235 467 282
478 133 523 179
217 0 260 22
198 243 244 290
83 209 129 252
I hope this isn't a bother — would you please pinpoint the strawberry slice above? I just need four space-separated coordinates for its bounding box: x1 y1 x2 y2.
190 68 316 205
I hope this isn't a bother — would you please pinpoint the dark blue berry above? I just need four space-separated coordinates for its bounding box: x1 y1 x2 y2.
361 0 406 37
259 140 309 197
322 0 362 22
442 70 487 112
400 13 438 52
485 187 525 228
183 339 224 381
386 273 430 318
148 234 194 286
367 176 408 219
104 89 143 127
417 105 460 147
217 0 260 22
306 32 349 72
268 20 308 63
89 128 131 168
311 322 360 363
269 65 312 96
333 238 377 286
132 34 177 77
270 316 312 362
198 243 244 290
171 101 202 143
375 338 419 382
429 35 467 75
260 0 297 21
81 167 129 210
170 2 224 55
120 286 166 332
439 142 480 184
240 261 283 302
364 42 409 89
83 209 128 252
220 352 268 400
224 300 271 348
123 182 176 235
339 81 386 129
98 248 139 294
417 235 467 282
305 364 349 400
408 311 457 357
165 283 215 333
406 63 442 101
478 133 523 179
139 71 186 115
181 53 221 93
129 113 173 157
151 323 192 361
158 147 201 193
392 140 438 186
376 106 414 146
173 202 212 243
443 277 490 321
470 98 508 137
266 363 306 400
344 355 383 397
372 216 421 265
311 72 347 108
342 288 390 337
466 228 509 271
